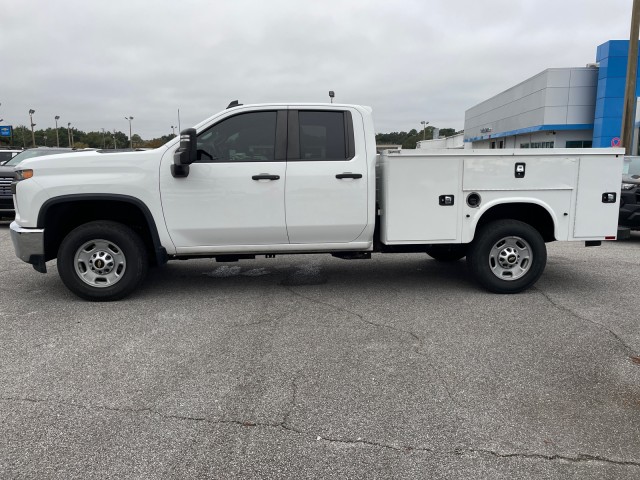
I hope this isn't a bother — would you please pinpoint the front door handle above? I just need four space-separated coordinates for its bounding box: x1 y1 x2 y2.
336 173 363 179
252 174 280 181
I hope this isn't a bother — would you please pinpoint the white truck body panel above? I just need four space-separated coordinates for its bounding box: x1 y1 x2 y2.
379 148 624 245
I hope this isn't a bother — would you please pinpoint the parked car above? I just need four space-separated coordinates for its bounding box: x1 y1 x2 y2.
0 149 22 165
620 156 640 230
0 148 75 218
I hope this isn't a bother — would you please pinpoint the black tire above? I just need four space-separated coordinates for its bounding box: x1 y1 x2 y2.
57 221 148 301
425 244 468 262
467 219 546 294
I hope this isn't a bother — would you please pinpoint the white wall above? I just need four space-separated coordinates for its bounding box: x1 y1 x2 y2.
464 67 598 145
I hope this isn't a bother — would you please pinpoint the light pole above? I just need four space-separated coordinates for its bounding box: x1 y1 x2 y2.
101 128 106 148
29 109 36 147
125 116 133 149
421 121 429 140
113 129 117 149
43 135 47 147
55 115 60 147
171 125 175 136
67 122 72 147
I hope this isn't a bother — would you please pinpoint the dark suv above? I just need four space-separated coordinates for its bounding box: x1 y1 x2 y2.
620 156 640 230
0 148 75 218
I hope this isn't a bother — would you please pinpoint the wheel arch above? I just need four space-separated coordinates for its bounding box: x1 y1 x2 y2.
37 194 167 265
470 200 558 243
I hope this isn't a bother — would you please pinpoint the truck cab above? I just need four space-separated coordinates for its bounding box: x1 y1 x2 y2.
161 104 376 253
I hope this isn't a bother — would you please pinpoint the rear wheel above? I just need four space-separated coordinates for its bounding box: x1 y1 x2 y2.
467 220 546 294
57 221 148 301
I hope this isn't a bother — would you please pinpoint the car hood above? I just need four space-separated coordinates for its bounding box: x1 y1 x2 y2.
0 165 16 178
623 173 640 185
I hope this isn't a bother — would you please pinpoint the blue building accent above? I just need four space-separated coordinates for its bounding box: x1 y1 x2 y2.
593 40 640 147
465 124 593 143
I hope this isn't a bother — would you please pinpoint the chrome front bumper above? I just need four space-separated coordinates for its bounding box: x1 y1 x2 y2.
10 221 47 273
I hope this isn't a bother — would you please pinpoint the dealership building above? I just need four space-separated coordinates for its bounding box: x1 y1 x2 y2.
464 40 639 150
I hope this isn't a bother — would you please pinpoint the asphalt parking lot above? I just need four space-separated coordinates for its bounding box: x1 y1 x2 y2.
0 222 639 479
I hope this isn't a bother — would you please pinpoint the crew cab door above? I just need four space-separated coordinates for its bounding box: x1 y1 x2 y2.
160 109 289 249
285 109 369 243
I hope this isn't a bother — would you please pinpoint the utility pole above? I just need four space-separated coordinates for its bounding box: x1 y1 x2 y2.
67 122 72 147
421 121 429 140
125 116 134 149
28 109 36 147
621 0 640 155
55 116 60 147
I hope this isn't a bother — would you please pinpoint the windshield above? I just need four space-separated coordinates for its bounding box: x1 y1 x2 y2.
5 149 69 166
0 151 16 163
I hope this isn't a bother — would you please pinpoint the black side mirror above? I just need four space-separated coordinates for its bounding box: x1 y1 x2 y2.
171 128 197 178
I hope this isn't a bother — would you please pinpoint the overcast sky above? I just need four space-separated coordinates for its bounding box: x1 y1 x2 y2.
0 0 635 139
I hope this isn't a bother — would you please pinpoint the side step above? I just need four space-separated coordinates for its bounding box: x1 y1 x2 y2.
331 252 371 260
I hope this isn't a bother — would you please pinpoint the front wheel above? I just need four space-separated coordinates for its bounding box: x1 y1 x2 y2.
467 220 546 294
57 221 148 301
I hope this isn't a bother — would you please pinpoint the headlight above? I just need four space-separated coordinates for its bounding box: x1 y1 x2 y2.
15 169 33 181
622 183 636 190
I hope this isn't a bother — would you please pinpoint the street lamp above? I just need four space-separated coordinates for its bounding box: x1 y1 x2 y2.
171 125 175 136
421 121 429 140
113 129 117 149
125 116 134 149
101 128 106 149
29 109 36 147
67 122 72 147
54 115 60 147
43 135 47 147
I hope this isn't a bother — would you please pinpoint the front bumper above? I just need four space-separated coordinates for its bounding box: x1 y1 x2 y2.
10 221 47 273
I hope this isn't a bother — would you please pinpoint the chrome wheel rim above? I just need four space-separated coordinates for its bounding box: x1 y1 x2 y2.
74 239 126 288
488 236 532 281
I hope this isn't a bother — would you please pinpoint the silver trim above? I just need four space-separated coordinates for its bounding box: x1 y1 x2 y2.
10 221 45 263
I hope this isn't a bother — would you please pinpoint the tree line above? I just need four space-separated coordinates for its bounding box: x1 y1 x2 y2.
0 125 175 149
1 124 460 151
376 126 459 149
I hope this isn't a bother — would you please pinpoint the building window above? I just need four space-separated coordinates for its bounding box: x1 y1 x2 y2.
522 141 555 149
566 140 592 148
490 141 496 149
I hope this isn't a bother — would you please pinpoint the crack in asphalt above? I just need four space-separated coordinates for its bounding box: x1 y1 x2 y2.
229 306 299 329
533 287 637 354
3 395 639 468
283 285 465 416
283 286 421 346
468 448 640 467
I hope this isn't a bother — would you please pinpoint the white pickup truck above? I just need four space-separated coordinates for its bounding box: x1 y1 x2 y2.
10 102 623 300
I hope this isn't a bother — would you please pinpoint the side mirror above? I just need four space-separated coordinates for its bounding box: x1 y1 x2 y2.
171 128 197 178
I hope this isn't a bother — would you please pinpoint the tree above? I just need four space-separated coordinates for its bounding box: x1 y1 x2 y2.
376 125 459 148
131 134 143 148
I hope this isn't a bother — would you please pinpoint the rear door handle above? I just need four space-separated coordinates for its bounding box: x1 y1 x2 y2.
252 174 280 181
336 173 363 179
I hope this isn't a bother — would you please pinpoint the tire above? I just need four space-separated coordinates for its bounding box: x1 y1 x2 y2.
57 221 148 301
425 244 468 262
467 219 546 294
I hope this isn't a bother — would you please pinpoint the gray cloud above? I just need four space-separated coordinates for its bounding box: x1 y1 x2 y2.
0 0 633 139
